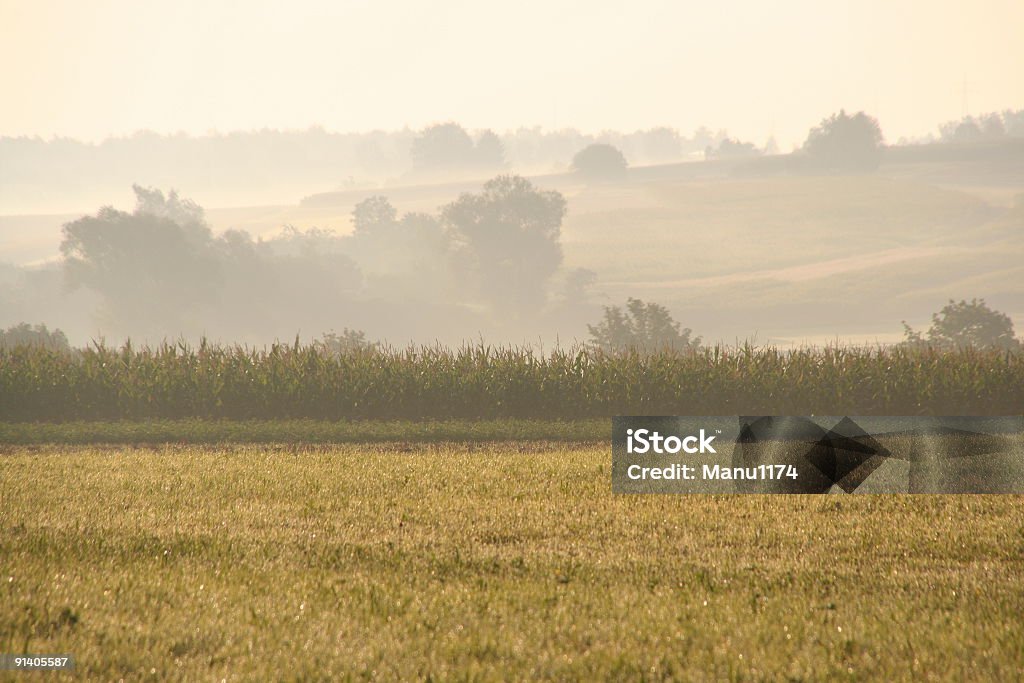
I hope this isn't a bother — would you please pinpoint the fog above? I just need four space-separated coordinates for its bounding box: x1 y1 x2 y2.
1 1 1022 348
2 173 604 347
2 113 1022 349
0 126 728 215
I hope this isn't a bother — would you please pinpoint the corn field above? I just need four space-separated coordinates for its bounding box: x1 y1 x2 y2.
1 341 1021 420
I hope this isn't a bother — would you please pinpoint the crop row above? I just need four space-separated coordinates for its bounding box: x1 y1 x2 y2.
1 342 1021 420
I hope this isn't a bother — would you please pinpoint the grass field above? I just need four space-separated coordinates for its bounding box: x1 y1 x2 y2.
3 442 1023 680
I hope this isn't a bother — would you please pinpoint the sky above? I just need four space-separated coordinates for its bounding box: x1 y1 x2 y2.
1 0 1023 148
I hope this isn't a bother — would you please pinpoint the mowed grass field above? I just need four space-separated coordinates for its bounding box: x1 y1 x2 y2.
2 442 1023 680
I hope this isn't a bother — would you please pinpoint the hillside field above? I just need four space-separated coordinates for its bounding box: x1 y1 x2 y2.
3 154 1022 345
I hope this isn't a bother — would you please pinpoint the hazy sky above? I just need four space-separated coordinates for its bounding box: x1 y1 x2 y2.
2 0 1022 148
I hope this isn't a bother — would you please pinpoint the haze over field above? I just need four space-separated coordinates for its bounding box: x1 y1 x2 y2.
5 0 1024 146
1 0 1022 347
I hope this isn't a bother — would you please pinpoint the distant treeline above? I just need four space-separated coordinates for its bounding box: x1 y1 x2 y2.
2 179 594 347
4 110 1023 212
0 124 728 212
1 342 1020 421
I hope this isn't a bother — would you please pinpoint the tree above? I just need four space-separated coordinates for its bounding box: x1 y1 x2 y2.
60 186 220 335
348 197 452 299
55 186 374 342
442 175 567 315
315 328 377 355
940 117 982 143
803 110 884 171
474 130 506 169
705 137 761 160
902 298 1019 350
939 114 1009 143
979 113 1006 139
570 143 628 182
132 184 206 236
213 224 362 341
352 196 398 237
410 122 477 173
588 298 701 352
1004 109 1024 137
637 127 683 163
0 323 70 351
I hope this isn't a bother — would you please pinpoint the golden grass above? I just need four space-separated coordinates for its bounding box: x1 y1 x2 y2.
2 444 1023 680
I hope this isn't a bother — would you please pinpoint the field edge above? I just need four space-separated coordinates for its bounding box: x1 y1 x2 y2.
0 418 610 445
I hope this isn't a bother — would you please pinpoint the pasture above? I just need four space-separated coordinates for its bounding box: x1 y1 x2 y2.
2 442 1022 680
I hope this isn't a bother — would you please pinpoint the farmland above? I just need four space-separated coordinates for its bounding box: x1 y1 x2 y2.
4 159 1023 347
1 343 1022 421
2 443 1023 680
2 134 1023 682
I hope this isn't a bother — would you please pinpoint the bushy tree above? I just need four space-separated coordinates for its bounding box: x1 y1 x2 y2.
979 114 1007 139
1003 109 1024 137
902 298 1019 350
637 127 683 163
803 110 884 171
411 122 476 172
348 196 452 298
410 123 507 175
588 298 701 352
705 137 761 160
132 184 207 235
61 186 221 334
315 328 377 355
212 224 361 341
0 323 70 351
60 186 366 341
474 130 506 169
352 196 399 237
940 118 982 143
939 113 1010 143
571 143 628 182
442 175 566 315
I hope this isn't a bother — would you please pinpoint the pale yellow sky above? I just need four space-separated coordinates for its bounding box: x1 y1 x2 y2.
1 0 1022 147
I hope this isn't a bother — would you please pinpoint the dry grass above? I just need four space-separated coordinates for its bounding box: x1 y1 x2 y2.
2 443 1023 680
